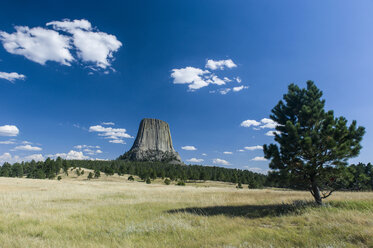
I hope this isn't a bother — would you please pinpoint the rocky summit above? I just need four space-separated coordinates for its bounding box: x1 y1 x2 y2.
119 118 182 164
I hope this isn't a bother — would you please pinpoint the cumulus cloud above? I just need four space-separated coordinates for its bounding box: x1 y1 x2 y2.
171 67 210 90
235 77 242 83
0 152 20 164
265 130 281 136
0 19 122 71
51 150 89 160
240 120 260 128
0 152 44 164
181 145 197 151
186 158 204 163
171 59 241 92
0 72 26 82
223 151 233 154
244 145 263 151
0 26 73 65
241 118 279 136
46 19 122 69
260 118 278 129
251 156 267 161
205 59 237 70
89 125 132 144
0 125 19 136
13 144 42 151
212 158 230 165
24 154 44 162
213 158 230 165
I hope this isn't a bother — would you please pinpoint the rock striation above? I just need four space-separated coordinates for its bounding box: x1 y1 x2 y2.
119 118 182 164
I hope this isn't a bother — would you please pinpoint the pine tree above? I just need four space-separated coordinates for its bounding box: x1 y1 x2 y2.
264 81 365 204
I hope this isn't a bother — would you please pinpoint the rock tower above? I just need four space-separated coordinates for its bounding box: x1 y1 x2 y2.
119 118 182 164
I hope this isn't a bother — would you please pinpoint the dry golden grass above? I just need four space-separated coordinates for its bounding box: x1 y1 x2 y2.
0 173 372 248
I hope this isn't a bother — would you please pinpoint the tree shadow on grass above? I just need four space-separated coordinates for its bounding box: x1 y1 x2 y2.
167 200 316 219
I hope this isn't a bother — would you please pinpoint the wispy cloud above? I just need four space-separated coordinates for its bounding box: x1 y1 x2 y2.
181 145 197 151
89 124 132 144
213 158 230 165
0 72 26 83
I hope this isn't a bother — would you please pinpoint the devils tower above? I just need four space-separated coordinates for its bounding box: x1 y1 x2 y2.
119 118 182 164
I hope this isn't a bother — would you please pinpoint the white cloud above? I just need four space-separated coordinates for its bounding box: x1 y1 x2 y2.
89 125 132 144
235 77 242 83
223 77 232 82
0 19 122 71
109 139 125 144
181 145 197 151
240 120 260 128
51 150 89 160
0 72 26 82
0 125 19 136
237 149 245 152
0 152 20 164
47 19 122 69
205 59 237 70
218 88 231 95
0 139 16 145
202 153 207 156
251 156 267 161
244 145 263 151
74 144 100 149
0 26 73 65
96 149 103 154
265 130 281 136
209 75 226 85
22 141 32 145
102 122 115 125
13 144 42 151
171 67 210 90
24 154 44 162
232 85 248 92
186 158 204 163
243 166 269 174
213 158 230 165
223 151 233 154
260 118 278 129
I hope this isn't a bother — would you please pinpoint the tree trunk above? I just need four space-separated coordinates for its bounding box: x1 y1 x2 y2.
311 180 323 205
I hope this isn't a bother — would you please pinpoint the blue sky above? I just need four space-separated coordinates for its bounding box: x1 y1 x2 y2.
0 1 372 173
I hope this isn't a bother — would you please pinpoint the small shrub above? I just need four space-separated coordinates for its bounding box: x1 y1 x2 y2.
236 182 243 189
176 181 185 186
164 178 171 185
57 176 62 181
146 178 151 184
128 175 134 181
81 170 84 175
94 170 101 179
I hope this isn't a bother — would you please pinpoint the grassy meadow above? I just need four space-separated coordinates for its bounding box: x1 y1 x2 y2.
0 170 372 248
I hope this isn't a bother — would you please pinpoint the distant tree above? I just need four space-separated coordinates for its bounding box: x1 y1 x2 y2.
81 170 84 175
76 169 81 177
145 178 151 184
128 175 134 181
87 172 93 180
164 178 171 185
264 81 365 205
236 182 243 189
57 176 62 181
94 170 101 179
